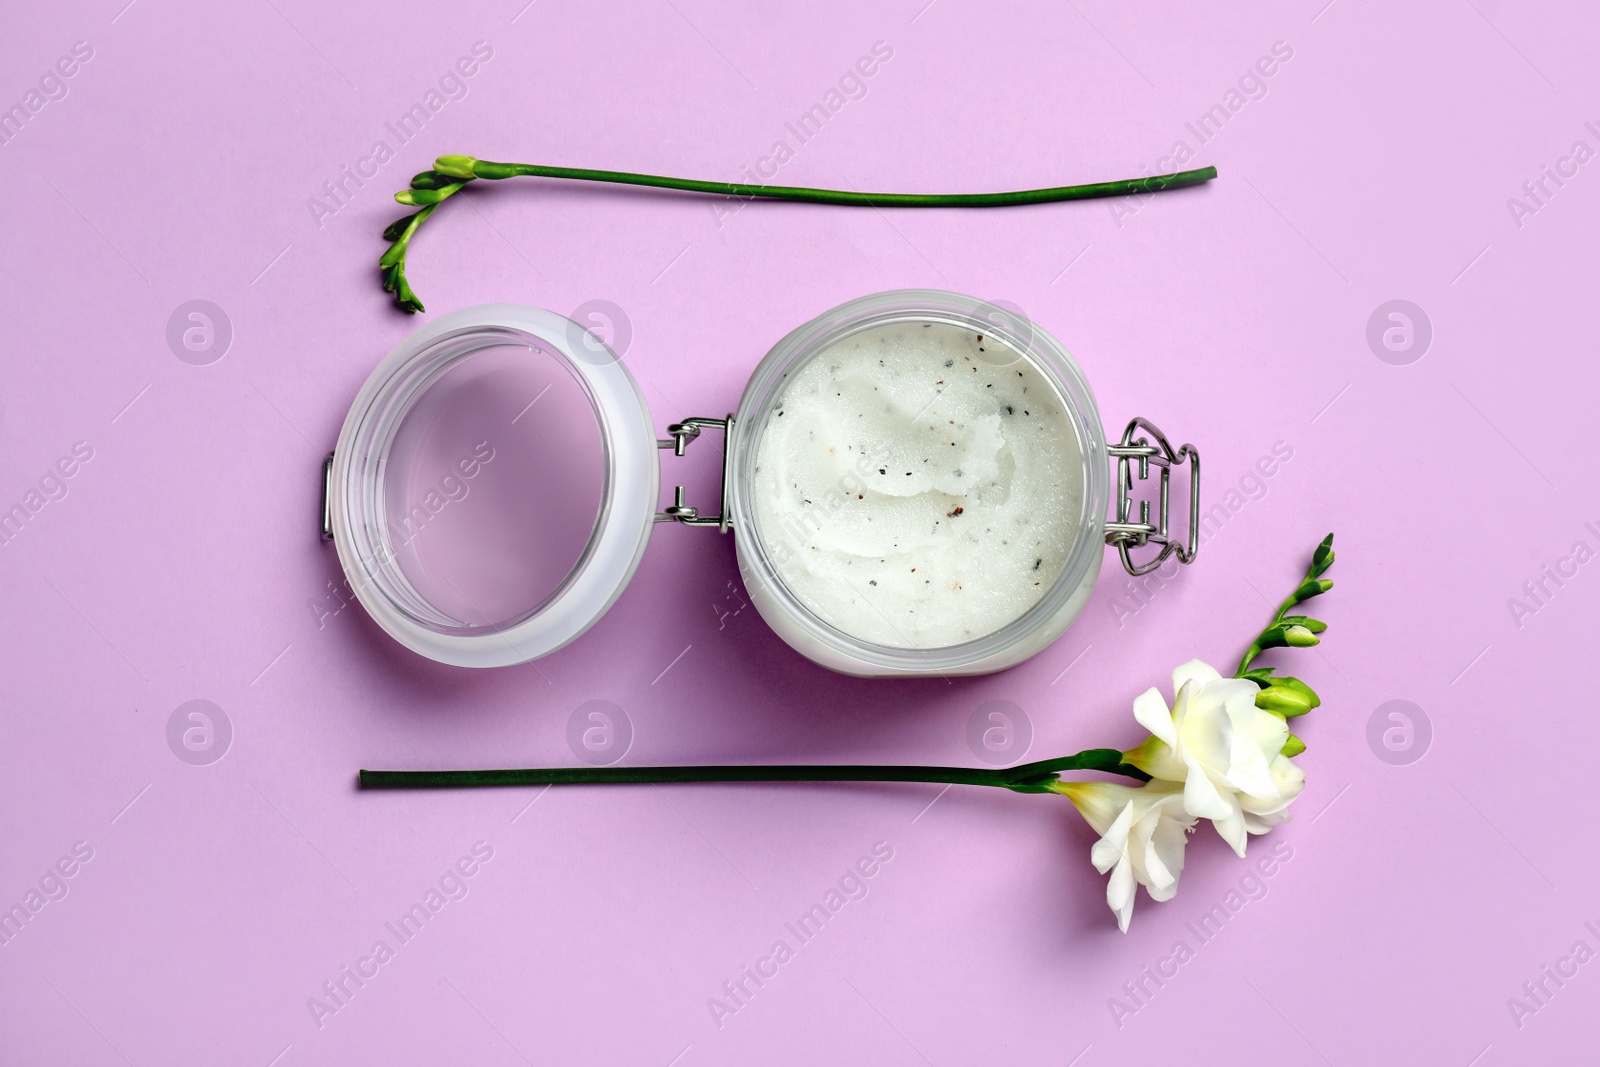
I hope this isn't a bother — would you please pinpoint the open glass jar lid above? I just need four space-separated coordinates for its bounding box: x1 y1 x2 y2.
324 292 1199 675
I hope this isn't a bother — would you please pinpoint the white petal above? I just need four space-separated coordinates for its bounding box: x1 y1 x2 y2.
1243 807 1292 835
1130 740 1188 783
1220 677 1269 714
1237 791 1293 817
1107 857 1136 932
1139 828 1176 892
1226 727 1281 799
1133 687 1177 746
1176 697 1232 777
1146 881 1180 903
1238 757 1305 813
1182 762 1233 820
1172 659 1222 696
1151 809 1193 880
1271 755 1307 794
1212 806 1249 857
1126 804 1168 883
1065 781 1125 835
1090 802 1135 874
1226 689 1289 763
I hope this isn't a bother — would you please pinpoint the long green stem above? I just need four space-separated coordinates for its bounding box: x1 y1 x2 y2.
380 155 1219 312
358 748 1149 792
451 160 1218 207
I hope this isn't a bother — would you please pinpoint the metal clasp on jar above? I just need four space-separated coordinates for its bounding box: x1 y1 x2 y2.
1105 417 1200 576
656 416 735 532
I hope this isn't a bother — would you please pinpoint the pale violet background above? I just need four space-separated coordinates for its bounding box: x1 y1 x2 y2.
1 0 1595 1063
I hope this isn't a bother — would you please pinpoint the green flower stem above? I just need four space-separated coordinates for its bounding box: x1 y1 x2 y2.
1235 533 1335 677
358 748 1150 793
434 158 1218 207
380 154 1219 312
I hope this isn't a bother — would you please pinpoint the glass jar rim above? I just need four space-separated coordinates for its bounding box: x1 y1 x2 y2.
725 289 1110 673
327 304 658 668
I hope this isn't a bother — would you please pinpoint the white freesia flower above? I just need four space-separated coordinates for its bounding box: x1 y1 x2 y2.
1055 780 1196 933
1124 659 1305 856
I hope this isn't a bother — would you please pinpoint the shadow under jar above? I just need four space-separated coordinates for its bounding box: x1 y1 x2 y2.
323 291 1200 675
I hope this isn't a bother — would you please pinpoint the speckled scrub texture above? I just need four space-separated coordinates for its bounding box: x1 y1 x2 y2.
752 321 1084 648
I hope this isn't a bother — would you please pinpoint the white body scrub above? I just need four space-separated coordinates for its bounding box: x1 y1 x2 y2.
752 321 1083 648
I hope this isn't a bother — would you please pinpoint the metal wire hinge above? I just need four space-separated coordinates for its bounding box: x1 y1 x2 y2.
321 452 336 542
1104 417 1200 576
656 416 734 531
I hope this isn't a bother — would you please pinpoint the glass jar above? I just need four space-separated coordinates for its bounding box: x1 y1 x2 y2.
324 291 1199 675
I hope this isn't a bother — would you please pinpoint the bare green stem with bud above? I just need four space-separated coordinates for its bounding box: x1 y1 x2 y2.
376 154 1220 313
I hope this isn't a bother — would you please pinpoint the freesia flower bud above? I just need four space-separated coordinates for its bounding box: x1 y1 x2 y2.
434 154 479 179
1310 533 1335 578
396 184 469 208
1254 676 1319 717
1256 623 1321 651
1293 577 1333 604
1281 733 1306 757
1283 625 1319 647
